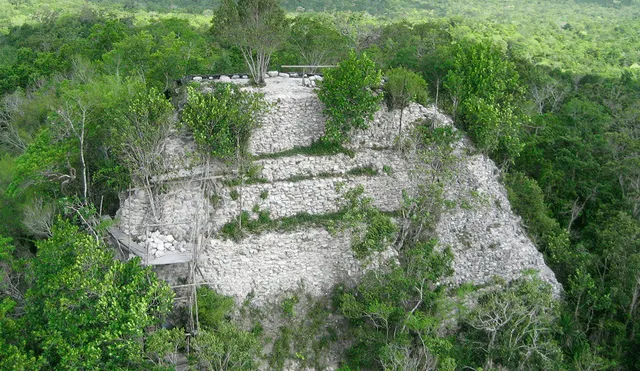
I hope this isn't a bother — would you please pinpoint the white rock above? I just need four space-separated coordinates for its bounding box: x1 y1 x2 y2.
192 76 202 81
279 72 289 78
166 234 175 243
232 75 240 79
242 75 248 79
315 75 323 81
309 75 317 81
157 242 165 251
267 71 279 77
218 75 231 82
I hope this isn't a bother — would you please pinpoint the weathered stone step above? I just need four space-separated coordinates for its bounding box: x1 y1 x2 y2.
255 148 413 182
214 173 415 230
200 228 394 305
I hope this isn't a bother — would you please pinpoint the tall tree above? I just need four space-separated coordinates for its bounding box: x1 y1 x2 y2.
288 15 348 72
444 40 525 161
212 0 288 86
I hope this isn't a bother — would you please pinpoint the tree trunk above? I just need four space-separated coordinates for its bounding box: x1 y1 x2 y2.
435 78 440 108
79 113 88 201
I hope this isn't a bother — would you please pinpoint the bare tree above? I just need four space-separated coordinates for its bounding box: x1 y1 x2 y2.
55 97 90 200
0 91 28 153
465 276 562 370
530 79 570 114
22 197 55 238
213 0 288 86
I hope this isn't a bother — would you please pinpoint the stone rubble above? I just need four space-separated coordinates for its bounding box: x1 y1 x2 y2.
138 230 193 258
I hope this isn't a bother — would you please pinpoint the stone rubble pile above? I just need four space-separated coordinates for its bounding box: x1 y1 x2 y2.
138 230 193 258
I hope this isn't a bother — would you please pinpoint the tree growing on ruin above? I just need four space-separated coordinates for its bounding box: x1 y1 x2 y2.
111 85 174 222
212 0 288 86
182 83 268 233
288 15 349 72
318 51 383 144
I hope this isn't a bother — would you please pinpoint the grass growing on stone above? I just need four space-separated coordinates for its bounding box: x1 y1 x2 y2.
346 165 378 176
282 166 379 183
256 140 354 160
223 176 269 187
219 211 346 241
283 172 337 183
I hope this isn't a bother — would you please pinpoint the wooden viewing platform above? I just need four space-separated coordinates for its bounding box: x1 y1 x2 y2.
105 217 193 265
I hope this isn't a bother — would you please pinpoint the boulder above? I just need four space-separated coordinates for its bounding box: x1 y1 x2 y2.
279 72 290 78
267 71 279 77
218 75 231 82
192 76 202 82
232 75 240 79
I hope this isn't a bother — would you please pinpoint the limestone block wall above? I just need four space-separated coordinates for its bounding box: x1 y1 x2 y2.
248 93 325 155
116 180 209 242
162 133 198 171
211 172 413 231
256 149 414 182
200 229 361 304
436 139 560 294
349 103 441 149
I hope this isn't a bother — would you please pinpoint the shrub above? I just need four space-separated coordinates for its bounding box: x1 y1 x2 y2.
181 83 267 160
384 67 429 109
317 51 383 144
197 286 235 330
230 189 239 201
504 171 560 246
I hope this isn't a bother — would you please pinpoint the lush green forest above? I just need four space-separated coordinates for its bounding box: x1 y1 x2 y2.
1 0 639 369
